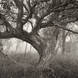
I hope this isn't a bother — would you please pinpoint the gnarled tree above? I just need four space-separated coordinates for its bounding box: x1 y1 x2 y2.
0 0 78 66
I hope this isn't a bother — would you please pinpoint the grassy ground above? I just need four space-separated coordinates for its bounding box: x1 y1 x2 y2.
0 52 78 78
49 54 78 78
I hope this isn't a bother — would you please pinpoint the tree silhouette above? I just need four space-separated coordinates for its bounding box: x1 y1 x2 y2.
0 0 78 65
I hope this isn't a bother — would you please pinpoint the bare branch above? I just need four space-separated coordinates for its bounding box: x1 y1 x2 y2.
0 14 14 30
0 14 15 39
0 31 14 39
53 22 78 34
41 21 78 34
28 20 33 29
23 3 29 12
13 0 23 31
23 0 30 13
22 1 42 25
31 0 78 34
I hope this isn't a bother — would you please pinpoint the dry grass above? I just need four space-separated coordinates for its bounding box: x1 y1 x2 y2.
0 52 78 78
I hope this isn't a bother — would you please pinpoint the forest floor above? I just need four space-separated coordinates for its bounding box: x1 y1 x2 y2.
0 52 78 78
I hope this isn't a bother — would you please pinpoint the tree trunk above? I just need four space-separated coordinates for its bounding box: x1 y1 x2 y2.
62 30 66 54
16 32 57 67
36 36 57 68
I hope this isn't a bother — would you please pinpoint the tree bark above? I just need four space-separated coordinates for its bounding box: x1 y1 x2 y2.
62 30 66 54
15 32 46 62
36 36 57 68
15 31 57 67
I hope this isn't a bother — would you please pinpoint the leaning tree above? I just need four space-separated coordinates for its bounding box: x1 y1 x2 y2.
0 0 78 66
